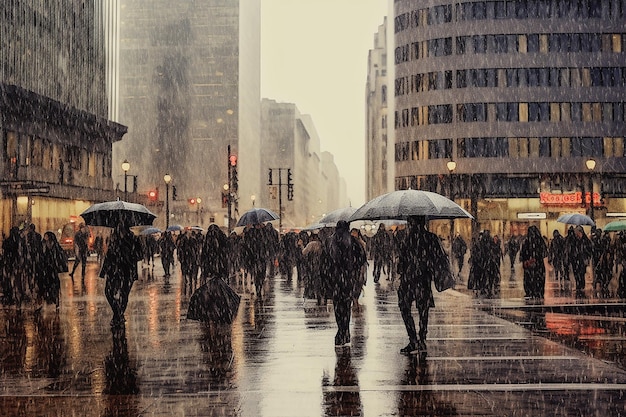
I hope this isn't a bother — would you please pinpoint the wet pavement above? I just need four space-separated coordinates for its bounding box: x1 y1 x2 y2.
1 255 626 416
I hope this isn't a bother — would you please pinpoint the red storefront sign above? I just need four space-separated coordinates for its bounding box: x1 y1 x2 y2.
540 192 602 206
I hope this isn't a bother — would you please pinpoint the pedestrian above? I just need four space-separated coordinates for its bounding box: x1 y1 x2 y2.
94 233 105 265
23 223 44 299
519 225 548 299
242 223 269 297
548 230 567 287
567 225 592 296
200 224 230 285
506 235 520 274
396 215 447 355
99 219 143 327
158 231 176 277
2 227 23 306
593 230 613 297
371 223 393 283
350 227 368 308
35 231 68 310
451 233 467 279
322 220 366 347
69 223 90 280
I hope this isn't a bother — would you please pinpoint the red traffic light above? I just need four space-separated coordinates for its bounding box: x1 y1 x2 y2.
148 189 158 200
188 198 196 205
229 154 237 166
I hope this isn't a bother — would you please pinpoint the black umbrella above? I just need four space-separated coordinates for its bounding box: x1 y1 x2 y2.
80 200 157 228
187 278 241 324
236 207 279 227
349 189 473 221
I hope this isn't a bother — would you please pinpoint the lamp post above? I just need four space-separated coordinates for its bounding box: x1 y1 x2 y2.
586 158 596 222
164 174 171 229
251 194 256 207
121 160 130 201
224 183 231 232
196 197 202 225
446 160 457 254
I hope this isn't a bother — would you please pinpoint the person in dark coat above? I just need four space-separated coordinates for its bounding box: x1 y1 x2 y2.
506 235 520 274
548 230 567 287
70 223 90 280
200 224 230 284
323 221 367 347
2 227 22 306
100 219 143 326
371 223 393 283
519 225 548 299
158 231 176 277
35 231 68 309
396 215 444 355
451 233 467 279
567 225 592 296
242 223 269 297
24 223 44 298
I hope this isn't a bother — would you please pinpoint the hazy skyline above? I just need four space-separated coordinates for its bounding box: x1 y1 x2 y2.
260 0 389 207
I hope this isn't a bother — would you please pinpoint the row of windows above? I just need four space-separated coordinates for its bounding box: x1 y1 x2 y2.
395 0 626 33
395 102 626 127
395 33 625 63
394 66 626 96
395 136 625 162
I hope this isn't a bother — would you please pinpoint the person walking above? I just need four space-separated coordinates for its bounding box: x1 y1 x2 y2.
100 219 143 327
69 223 90 280
35 231 68 310
519 225 548 299
2 227 23 306
371 223 393 283
451 233 467 279
506 235 520 276
548 230 567 288
567 225 592 297
396 215 447 356
323 221 367 347
200 224 230 285
158 231 176 278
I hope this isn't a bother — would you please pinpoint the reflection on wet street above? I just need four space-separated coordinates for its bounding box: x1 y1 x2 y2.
1 256 626 416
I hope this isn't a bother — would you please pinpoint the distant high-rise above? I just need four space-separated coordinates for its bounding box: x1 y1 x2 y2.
394 0 626 237
117 0 260 227
366 17 391 201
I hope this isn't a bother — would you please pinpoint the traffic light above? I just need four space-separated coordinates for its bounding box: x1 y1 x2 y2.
188 198 196 205
287 168 293 185
268 168 273 185
172 185 177 200
148 189 158 201
229 154 237 167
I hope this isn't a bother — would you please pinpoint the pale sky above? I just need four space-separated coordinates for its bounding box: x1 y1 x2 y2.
260 0 389 207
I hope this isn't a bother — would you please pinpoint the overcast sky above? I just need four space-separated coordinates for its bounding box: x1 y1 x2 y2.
260 0 389 207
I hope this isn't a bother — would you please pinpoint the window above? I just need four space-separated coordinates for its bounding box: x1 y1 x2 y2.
527 34 539 52
539 137 551 156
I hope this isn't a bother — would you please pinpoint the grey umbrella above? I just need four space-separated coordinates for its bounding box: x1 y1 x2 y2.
316 206 357 227
556 213 595 226
349 190 473 221
236 207 280 227
80 200 157 228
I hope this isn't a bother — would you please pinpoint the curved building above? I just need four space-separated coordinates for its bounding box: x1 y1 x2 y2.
394 0 626 237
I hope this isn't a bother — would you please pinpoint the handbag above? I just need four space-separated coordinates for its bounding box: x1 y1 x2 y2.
431 240 455 292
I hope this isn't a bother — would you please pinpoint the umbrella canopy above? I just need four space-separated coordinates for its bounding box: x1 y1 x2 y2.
187 278 241 324
80 200 156 228
556 213 595 226
140 227 162 236
603 220 626 232
236 207 279 227
166 224 184 232
316 207 357 227
349 190 473 221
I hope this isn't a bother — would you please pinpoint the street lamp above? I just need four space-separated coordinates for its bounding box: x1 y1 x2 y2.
586 158 596 222
121 160 130 200
196 197 202 225
164 174 171 229
251 194 256 207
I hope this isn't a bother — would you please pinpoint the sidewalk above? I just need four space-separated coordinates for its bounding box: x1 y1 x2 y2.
1 257 625 416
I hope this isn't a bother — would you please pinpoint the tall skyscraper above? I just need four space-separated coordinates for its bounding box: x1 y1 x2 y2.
116 0 260 227
394 0 626 237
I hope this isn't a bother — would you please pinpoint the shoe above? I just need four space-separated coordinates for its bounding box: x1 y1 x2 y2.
417 340 427 353
400 343 417 354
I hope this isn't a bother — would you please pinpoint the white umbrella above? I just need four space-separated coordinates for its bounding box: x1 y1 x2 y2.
349 190 473 221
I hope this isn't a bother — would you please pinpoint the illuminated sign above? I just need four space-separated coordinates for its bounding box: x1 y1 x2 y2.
517 212 547 219
540 192 602 206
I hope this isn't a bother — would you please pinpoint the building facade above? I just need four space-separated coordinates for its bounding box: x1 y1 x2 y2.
366 17 393 201
260 99 346 228
394 0 626 239
1 1 127 234
116 0 261 229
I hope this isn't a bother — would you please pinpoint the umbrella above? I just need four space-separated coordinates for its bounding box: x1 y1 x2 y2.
80 200 156 228
166 224 184 232
236 207 279 227
349 190 473 221
187 278 241 324
188 226 204 232
602 220 626 232
140 227 162 235
316 207 357 226
556 213 595 226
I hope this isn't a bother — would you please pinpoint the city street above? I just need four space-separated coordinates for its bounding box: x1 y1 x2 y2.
1 255 626 416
